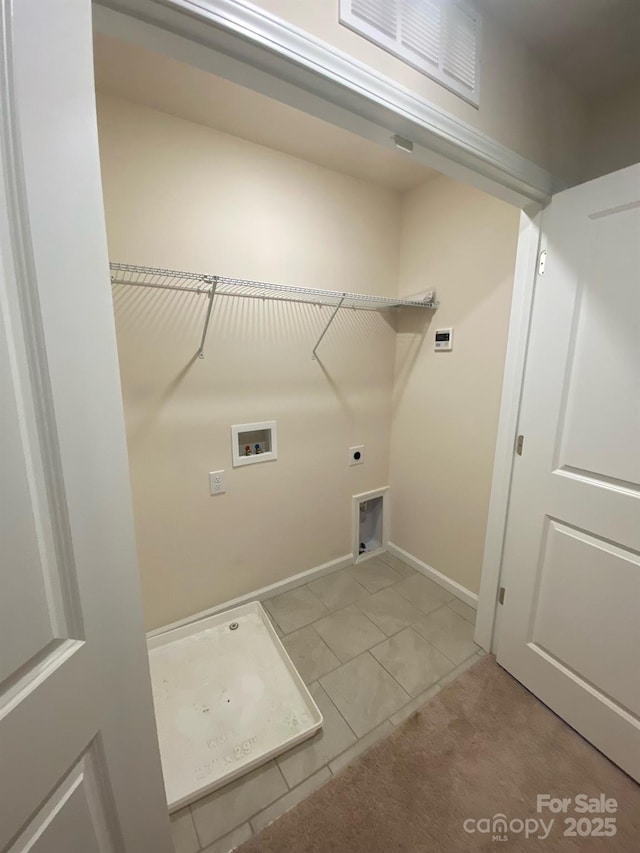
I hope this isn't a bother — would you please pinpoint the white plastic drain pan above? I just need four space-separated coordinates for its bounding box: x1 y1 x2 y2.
148 601 322 811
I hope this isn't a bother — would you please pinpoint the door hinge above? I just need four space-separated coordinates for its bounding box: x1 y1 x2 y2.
516 434 524 456
498 586 505 605
538 249 547 275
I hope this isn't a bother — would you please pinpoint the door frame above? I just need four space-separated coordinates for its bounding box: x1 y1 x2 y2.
93 0 548 650
1 1 173 847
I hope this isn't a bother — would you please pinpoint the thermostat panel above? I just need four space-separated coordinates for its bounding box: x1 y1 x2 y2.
434 328 453 351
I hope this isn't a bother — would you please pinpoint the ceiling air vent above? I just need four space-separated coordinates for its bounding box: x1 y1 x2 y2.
340 0 481 106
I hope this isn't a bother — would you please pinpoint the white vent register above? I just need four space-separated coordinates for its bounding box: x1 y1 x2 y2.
340 0 481 106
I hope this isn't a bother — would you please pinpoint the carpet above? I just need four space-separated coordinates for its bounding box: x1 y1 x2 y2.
238 655 640 852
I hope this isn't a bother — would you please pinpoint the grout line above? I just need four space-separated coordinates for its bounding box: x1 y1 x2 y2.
359 649 411 714
367 640 435 699
305 572 370 605
265 587 331 635
411 606 482 667
189 804 204 850
320 678 361 741
302 601 364 636
303 585 330 610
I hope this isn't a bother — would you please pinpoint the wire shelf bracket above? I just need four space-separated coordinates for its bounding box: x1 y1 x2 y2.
110 263 439 359
312 295 345 360
198 277 218 358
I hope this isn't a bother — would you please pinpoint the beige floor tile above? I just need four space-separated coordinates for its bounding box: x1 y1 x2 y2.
201 822 252 853
191 760 287 846
447 598 477 624
371 627 454 696
277 682 357 788
263 586 328 634
308 571 368 610
328 720 394 775
413 605 480 665
170 807 200 853
250 767 331 833
376 552 416 578
347 558 403 593
320 653 409 737
282 626 340 683
356 587 423 636
313 605 385 662
394 574 453 614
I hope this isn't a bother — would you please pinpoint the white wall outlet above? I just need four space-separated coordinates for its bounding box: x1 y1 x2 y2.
209 470 226 495
349 446 364 466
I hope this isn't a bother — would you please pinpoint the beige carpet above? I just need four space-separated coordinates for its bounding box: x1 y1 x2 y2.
239 656 639 852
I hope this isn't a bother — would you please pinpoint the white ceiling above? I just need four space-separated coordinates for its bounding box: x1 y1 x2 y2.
93 34 437 193
474 0 640 101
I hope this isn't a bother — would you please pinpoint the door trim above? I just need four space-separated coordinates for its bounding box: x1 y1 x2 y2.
0 0 83 642
475 206 543 649
1 1 173 846
93 0 552 652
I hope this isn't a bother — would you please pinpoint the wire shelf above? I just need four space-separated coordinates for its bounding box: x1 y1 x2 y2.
110 263 439 310
109 262 438 358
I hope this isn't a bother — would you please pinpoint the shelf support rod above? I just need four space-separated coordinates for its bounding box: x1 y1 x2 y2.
198 277 218 359
312 295 345 360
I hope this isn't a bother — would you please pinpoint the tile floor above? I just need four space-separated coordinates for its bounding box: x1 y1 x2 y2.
170 552 483 853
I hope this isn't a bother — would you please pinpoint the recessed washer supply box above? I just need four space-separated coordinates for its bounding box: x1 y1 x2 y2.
231 420 277 467
148 601 322 811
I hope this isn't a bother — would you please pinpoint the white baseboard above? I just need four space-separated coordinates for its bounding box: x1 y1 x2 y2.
386 542 478 609
147 553 354 640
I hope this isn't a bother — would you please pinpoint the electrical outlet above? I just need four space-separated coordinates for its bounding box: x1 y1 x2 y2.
209 470 226 495
349 446 364 466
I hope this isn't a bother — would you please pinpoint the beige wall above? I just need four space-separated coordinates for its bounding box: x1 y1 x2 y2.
584 78 640 182
98 93 520 626
98 94 401 629
389 175 519 595
252 0 587 185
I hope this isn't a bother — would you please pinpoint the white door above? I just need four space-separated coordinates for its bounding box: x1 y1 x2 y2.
497 164 640 780
0 2 172 850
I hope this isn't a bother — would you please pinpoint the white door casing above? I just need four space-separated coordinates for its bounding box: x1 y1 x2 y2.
0 1 171 850
496 164 640 780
